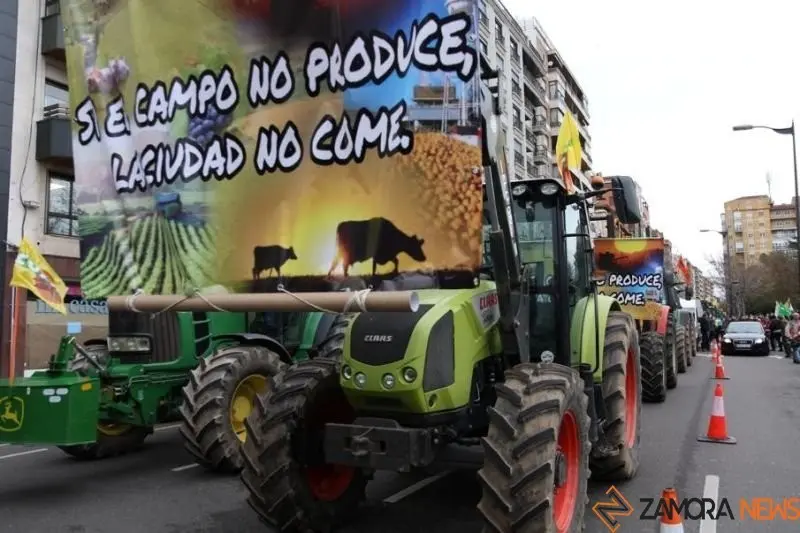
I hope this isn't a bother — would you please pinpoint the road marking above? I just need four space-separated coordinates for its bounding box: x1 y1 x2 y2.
699 474 720 533
769 355 785 359
155 423 182 432
0 443 9 448
383 471 453 504
171 463 199 472
0 448 48 460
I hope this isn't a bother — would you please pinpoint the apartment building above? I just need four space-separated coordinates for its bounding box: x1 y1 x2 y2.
3 0 107 376
720 195 798 269
478 1 593 189
720 196 773 271
769 200 798 254
520 18 593 184
692 266 713 302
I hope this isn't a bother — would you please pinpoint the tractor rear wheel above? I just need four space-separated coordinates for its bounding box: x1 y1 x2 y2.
240 358 367 531
675 324 688 374
179 345 285 473
590 311 641 481
59 344 151 460
640 331 667 403
665 314 679 389
477 363 590 533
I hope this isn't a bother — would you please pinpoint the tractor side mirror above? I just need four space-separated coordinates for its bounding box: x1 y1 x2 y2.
608 176 642 225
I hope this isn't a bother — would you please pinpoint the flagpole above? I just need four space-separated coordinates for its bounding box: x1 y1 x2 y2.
8 285 19 385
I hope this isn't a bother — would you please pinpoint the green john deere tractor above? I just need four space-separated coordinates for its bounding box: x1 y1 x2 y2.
237 58 645 532
0 309 343 472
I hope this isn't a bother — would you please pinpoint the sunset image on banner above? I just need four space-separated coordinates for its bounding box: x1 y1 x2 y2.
60 0 482 298
593 238 666 321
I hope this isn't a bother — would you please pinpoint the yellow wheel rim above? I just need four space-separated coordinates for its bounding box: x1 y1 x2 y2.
230 374 268 443
97 422 132 436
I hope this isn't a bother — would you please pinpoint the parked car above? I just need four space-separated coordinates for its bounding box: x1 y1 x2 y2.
721 321 770 356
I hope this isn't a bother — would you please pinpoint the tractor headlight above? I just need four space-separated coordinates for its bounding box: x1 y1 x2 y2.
107 336 151 353
401 367 417 383
381 373 396 389
341 365 353 380
354 372 367 389
540 182 559 196
511 184 529 197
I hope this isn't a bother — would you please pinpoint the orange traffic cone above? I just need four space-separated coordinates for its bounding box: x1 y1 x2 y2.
698 383 737 444
659 488 685 532
712 354 729 380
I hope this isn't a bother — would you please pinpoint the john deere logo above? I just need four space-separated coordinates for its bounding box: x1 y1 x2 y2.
0 396 24 432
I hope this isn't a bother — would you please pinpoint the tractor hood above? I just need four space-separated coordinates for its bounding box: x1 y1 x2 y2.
346 280 500 368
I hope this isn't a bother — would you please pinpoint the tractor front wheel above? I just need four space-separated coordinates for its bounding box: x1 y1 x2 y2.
240 358 367 531
590 311 641 480
675 324 688 374
59 344 151 460
640 331 667 403
59 424 150 460
665 315 679 389
478 363 590 533
179 345 285 473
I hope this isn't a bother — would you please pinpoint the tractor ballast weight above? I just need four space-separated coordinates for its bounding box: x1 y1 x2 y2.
0 309 339 470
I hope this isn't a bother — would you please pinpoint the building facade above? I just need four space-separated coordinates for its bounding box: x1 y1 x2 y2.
478 1 593 189
3 0 109 376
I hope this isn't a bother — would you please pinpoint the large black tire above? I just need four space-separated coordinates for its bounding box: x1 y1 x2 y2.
240 358 367 531
640 331 667 403
665 314 679 389
477 363 590 533
59 344 150 460
684 326 694 367
676 324 688 374
179 345 286 473
590 311 642 481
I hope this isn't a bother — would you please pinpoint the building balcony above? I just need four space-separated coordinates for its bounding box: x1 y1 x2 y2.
532 146 550 163
41 0 65 61
530 114 548 134
36 104 72 165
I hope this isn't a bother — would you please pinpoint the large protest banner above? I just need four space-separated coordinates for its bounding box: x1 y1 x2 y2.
593 238 666 321
62 0 483 298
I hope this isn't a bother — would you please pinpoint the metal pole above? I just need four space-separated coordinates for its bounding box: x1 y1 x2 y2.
791 120 800 293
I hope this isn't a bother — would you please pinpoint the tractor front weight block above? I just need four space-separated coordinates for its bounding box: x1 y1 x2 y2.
0 373 100 446
324 417 436 472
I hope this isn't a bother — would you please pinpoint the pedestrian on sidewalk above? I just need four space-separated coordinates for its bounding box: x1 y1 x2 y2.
700 314 710 351
770 314 785 352
784 313 800 361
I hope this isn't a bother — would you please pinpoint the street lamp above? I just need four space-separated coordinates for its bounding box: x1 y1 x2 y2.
732 121 800 292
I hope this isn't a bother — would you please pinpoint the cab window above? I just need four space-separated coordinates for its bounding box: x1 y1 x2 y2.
563 202 590 305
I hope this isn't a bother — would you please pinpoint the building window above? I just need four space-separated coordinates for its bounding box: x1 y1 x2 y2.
46 174 78 237
44 79 69 108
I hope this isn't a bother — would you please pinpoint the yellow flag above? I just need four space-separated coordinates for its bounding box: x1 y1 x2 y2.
555 111 583 194
11 238 68 314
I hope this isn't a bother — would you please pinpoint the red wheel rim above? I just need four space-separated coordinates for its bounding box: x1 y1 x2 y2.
553 411 580 533
303 388 357 502
624 346 638 447
306 464 355 501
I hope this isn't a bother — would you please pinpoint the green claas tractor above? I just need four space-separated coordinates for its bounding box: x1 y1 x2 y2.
237 58 645 532
0 309 343 472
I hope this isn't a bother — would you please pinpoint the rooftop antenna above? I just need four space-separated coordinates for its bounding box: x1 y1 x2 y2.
766 172 772 202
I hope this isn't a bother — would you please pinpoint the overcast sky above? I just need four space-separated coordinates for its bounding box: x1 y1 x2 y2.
503 0 799 272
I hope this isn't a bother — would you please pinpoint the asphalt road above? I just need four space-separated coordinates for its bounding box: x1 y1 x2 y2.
1 351 798 533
